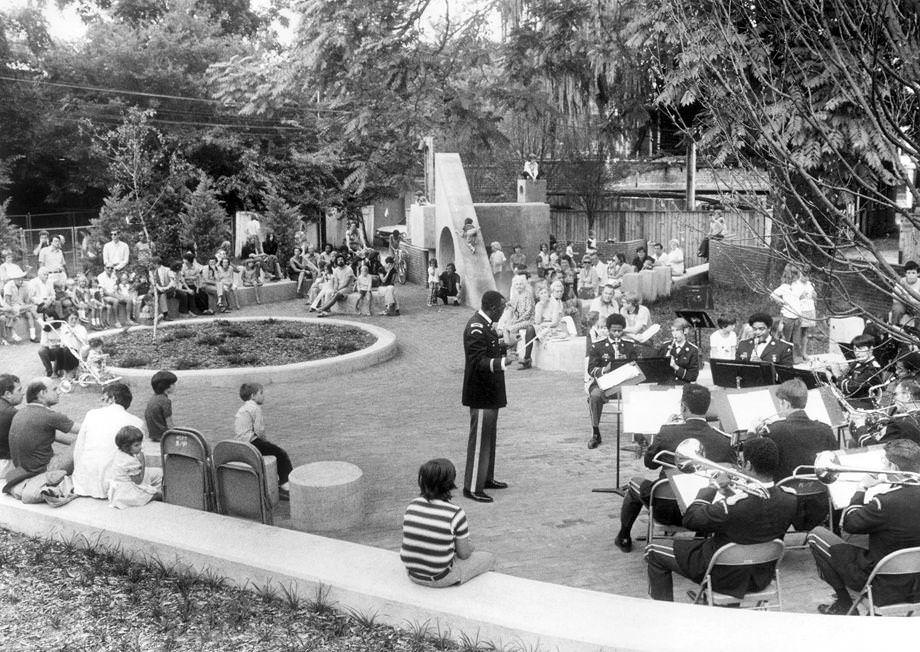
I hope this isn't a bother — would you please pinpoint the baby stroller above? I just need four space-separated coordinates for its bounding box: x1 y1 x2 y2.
46 319 122 391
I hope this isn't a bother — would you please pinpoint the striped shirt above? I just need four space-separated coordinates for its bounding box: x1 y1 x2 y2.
400 497 469 580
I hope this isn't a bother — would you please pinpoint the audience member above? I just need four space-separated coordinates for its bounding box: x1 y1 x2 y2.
709 315 738 360
241 257 264 305
426 257 439 307
0 374 23 480
260 233 285 281
72 382 146 498
234 382 292 500
216 258 240 311
39 236 67 284
499 275 535 362
102 228 131 272
620 292 651 340
178 251 208 315
588 282 619 325
243 214 263 254
436 263 462 306
104 425 162 508
317 254 356 316
2 268 37 341
8 378 80 474
536 243 551 278
578 255 600 299
400 458 494 587
891 260 920 325
145 370 177 443
378 255 401 316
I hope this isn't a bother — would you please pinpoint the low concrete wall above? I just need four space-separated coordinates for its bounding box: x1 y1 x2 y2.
0 496 909 652
474 202 551 265
105 317 397 388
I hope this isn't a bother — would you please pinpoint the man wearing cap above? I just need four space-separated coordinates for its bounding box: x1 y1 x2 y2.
102 229 130 272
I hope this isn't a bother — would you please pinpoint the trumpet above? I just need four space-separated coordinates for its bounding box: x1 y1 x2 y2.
674 438 771 499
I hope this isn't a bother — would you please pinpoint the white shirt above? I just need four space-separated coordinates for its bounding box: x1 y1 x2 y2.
0 262 24 284
38 246 66 273
97 270 118 295
709 330 738 360
102 240 130 270
72 403 146 498
28 277 53 305
244 219 261 239
588 296 619 323
771 283 801 318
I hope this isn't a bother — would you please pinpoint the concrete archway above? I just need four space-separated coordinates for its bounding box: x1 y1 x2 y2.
437 226 455 271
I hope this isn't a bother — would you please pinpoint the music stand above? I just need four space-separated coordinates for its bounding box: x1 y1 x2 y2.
676 309 715 349
774 364 829 390
710 359 775 388
636 357 674 384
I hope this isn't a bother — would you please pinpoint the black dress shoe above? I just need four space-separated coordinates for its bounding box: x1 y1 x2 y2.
484 480 508 489
463 489 493 503
614 535 633 553
818 600 854 615
587 435 602 449
518 359 532 369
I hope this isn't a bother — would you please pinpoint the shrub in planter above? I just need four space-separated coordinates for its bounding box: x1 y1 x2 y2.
119 355 152 368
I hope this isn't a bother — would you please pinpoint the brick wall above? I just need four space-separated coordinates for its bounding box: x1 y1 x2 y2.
399 242 429 285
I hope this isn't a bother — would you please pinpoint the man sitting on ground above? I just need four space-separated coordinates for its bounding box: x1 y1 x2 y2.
645 437 797 601
615 383 735 552
8 377 80 474
437 263 463 306
807 439 920 614
586 314 637 450
0 374 23 480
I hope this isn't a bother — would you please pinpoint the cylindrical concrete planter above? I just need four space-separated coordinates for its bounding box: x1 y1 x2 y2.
102 316 397 387
288 461 365 532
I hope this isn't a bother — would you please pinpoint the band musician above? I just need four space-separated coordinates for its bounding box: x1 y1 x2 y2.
645 437 797 601
807 439 920 614
854 379 920 447
615 384 734 552
656 318 699 384
758 379 837 530
586 314 637 450
835 334 885 409
735 312 794 366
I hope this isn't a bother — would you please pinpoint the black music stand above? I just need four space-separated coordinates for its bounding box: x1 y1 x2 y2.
636 356 674 384
710 359 775 388
675 309 715 349
774 364 829 390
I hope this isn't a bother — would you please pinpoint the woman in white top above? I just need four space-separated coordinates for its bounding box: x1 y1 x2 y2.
658 239 685 275
796 266 818 360
620 292 651 340
709 315 738 360
770 264 803 361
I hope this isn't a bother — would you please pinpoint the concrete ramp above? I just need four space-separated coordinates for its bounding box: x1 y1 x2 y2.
435 153 496 308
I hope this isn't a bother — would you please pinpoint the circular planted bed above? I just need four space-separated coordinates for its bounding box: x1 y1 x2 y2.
102 317 396 387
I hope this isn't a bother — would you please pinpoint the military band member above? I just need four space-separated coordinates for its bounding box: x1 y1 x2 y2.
586 314 638 449
657 317 699 384
461 290 512 504
807 439 920 614
855 379 920 447
736 312 794 366
645 437 797 601
836 334 885 409
615 384 735 552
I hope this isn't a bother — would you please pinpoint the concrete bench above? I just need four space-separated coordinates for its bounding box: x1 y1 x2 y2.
235 280 298 307
0 495 907 651
672 263 709 289
532 336 587 375
289 461 364 532
327 289 388 315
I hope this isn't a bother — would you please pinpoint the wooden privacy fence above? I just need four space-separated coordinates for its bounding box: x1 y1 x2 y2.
550 209 767 268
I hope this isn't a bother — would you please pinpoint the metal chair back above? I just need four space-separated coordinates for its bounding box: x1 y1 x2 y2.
697 539 785 609
212 440 273 525
856 546 920 616
161 428 215 512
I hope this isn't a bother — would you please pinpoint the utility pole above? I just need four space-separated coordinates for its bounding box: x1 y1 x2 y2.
685 138 697 211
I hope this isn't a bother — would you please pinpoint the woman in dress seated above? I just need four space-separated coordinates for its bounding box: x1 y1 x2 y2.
621 292 651 341
519 281 572 369
606 253 635 288
499 275 535 362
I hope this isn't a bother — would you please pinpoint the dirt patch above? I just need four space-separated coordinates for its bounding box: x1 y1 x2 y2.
105 319 376 370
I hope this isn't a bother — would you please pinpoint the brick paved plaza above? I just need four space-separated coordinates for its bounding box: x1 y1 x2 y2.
1 283 834 613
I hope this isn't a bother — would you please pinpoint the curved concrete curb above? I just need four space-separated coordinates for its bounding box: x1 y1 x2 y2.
102 316 397 387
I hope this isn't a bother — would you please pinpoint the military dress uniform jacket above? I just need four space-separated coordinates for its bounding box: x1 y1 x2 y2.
762 410 837 481
587 338 637 378
462 311 507 410
675 485 797 599
838 358 885 403
873 413 920 446
833 484 920 605
644 419 735 477
657 340 700 383
736 336 794 366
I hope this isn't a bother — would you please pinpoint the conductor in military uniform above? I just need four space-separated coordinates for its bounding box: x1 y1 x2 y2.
736 312 794 366
587 313 638 449
807 439 920 614
657 317 700 384
462 290 512 503
645 437 797 601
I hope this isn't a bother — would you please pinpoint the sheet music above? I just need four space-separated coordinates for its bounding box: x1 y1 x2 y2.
622 387 684 434
804 389 832 426
668 472 712 512
725 390 776 432
826 447 887 509
597 362 642 391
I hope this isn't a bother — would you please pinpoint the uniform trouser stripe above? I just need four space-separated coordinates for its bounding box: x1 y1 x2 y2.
465 408 498 492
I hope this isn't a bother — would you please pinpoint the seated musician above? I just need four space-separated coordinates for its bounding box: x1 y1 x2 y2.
586 314 637 450
760 379 837 530
645 437 797 601
855 379 920 447
615 383 735 552
656 318 699 384
807 439 920 615
836 334 885 410
735 312 794 366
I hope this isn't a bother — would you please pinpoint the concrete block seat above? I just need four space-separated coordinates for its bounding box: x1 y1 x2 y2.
620 267 672 303
289 461 365 532
327 289 389 315
235 280 298 307
532 336 587 375
671 263 709 288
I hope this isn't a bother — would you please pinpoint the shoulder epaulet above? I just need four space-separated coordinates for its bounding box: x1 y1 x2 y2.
777 338 793 346
779 485 797 496
686 341 700 350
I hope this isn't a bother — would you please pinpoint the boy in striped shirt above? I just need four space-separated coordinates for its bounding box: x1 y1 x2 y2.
400 458 494 587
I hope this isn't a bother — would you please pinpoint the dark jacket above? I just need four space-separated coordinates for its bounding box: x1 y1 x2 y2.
858 412 920 447
676 485 797 598
645 418 735 476
462 311 507 410
588 338 637 377
736 336 794 366
657 340 700 383
763 410 837 481
838 358 885 404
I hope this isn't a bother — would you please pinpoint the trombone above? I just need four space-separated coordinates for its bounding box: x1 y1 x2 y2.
800 452 920 487
671 438 771 499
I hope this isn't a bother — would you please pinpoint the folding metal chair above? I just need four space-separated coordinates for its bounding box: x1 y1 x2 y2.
693 539 785 609
161 427 215 512
644 477 688 543
848 546 920 616
212 440 274 525
776 472 834 549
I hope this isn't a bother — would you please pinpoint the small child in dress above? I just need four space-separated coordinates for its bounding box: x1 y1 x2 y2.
71 276 89 323
456 218 479 253
709 315 738 361
105 425 162 509
426 257 439 307
85 338 115 381
241 258 263 304
88 277 105 328
354 264 374 316
489 242 506 275
217 258 239 311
